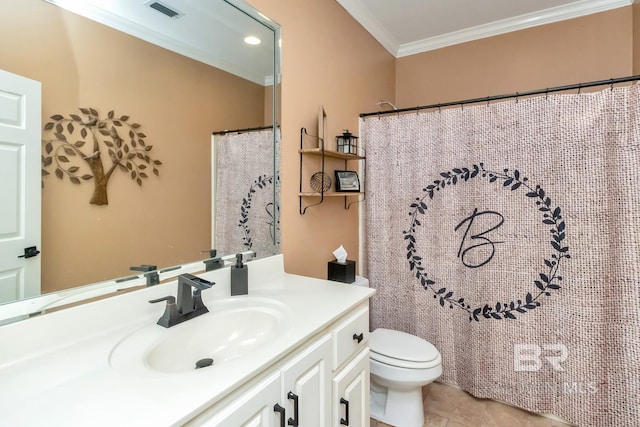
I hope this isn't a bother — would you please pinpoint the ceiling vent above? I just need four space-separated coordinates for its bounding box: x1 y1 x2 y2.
147 1 183 19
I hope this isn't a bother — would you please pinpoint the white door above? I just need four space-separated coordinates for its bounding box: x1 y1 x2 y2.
0 69 41 304
281 334 332 427
333 348 370 427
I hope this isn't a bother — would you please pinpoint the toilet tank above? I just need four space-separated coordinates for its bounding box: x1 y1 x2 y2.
352 276 369 288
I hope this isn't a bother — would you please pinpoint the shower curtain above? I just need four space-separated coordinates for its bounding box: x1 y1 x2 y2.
361 85 640 426
214 128 279 258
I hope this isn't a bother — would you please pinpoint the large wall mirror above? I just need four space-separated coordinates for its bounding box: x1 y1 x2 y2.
0 0 280 323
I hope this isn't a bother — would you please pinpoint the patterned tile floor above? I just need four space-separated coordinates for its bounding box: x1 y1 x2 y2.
370 382 574 427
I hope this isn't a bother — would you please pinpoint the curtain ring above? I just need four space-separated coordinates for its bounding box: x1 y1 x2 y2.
486 96 490 106
577 85 582 94
610 79 615 91
545 88 549 100
377 111 381 120
515 92 519 103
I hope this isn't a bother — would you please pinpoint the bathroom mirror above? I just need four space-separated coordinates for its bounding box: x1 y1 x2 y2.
0 0 280 323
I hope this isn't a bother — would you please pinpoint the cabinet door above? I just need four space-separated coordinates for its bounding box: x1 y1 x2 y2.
281 333 332 427
193 372 282 427
332 348 370 427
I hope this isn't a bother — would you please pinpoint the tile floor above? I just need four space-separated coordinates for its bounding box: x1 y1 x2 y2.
370 381 574 427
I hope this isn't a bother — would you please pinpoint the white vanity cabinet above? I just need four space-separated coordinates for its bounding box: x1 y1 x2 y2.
0 256 377 427
186 302 370 427
331 305 370 427
196 372 282 426
281 333 333 426
333 348 370 427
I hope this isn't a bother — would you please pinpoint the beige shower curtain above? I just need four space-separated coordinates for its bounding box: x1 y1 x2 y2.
214 128 278 258
361 85 640 426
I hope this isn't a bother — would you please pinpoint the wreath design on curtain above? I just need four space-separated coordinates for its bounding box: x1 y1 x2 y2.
403 163 570 322
239 174 279 250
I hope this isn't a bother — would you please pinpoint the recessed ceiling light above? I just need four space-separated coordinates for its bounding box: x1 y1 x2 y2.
244 36 261 45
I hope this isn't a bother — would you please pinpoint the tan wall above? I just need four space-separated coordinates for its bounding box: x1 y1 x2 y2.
396 7 634 107
248 0 396 278
1 0 265 292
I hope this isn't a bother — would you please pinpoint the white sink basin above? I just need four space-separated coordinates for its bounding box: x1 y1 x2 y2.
109 297 290 374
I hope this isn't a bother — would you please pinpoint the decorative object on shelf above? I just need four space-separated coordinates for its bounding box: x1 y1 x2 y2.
337 129 358 154
335 170 360 192
299 127 366 214
41 107 162 205
310 171 332 192
317 106 327 149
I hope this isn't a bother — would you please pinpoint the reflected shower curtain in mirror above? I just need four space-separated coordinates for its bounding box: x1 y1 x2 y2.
214 128 279 257
361 85 640 426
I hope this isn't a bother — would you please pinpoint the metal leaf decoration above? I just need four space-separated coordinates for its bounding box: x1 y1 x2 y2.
41 108 162 205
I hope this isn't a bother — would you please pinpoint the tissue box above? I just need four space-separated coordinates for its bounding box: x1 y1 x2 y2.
328 260 355 284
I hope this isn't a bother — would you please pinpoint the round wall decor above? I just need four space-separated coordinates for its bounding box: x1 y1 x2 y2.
310 171 331 192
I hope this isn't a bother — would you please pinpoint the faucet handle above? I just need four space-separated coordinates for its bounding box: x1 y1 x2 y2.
131 264 157 272
149 296 180 328
201 249 224 271
131 265 160 286
149 295 175 304
200 249 217 257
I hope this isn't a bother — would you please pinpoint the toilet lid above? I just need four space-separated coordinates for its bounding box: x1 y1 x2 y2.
370 328 440 363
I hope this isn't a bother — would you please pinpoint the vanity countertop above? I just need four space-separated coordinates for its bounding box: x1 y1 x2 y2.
0 255 374 426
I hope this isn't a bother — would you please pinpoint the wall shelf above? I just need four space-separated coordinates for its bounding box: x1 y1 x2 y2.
298 148 365 161
299 128 365 215
299 192 365 197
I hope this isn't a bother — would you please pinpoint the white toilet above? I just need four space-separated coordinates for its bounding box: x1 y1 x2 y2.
352 277 443 427
369 328 443 427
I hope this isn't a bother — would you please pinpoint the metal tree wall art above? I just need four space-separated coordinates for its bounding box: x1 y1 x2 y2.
41 108 162 205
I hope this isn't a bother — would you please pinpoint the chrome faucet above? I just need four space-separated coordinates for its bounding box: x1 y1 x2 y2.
149 273 214 328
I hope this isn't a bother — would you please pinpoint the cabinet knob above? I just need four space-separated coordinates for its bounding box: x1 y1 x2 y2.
352 332 364 343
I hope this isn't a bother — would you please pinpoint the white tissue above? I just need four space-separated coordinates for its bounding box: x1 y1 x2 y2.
333 245 348 264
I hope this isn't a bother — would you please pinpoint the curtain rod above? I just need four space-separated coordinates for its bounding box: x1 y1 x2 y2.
212 124 276 135
360 74 640 118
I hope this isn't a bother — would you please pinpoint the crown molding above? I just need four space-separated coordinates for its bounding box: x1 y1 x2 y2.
335 0 399 55
398 0 633 57
337 0 634 58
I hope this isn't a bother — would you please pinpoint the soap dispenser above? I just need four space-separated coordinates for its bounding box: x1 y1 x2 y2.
230 253 248 296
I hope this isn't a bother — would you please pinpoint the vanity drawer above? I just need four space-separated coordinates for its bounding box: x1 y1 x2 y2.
332 304 369 370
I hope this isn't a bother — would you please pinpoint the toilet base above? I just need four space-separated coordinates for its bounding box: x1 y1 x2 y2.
369 381 425 427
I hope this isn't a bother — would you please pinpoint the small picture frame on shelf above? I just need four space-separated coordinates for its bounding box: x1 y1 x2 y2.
335 170 360 192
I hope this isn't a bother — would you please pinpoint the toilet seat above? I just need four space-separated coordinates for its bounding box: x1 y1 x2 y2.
370 328 441 369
